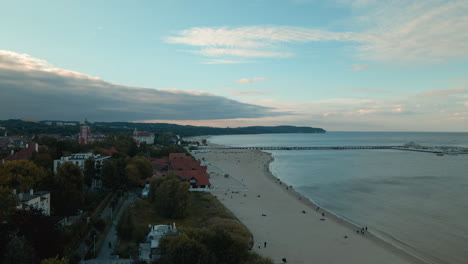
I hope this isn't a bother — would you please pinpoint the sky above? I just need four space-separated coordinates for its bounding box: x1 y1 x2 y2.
0 0 467 131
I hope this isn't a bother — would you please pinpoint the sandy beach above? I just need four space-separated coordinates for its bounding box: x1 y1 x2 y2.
192 141 427 264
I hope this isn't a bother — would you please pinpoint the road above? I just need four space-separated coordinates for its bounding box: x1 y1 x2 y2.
97 193 136 259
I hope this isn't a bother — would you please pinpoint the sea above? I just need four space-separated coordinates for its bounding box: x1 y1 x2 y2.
209 132 468 264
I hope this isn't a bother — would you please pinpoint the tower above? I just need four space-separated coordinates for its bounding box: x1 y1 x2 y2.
79 125 91 144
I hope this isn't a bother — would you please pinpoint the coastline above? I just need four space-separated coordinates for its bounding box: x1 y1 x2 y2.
190 136 430 264
262 151 431 264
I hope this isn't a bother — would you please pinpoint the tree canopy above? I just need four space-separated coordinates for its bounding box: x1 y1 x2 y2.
151 175 190 218
0 160 47 192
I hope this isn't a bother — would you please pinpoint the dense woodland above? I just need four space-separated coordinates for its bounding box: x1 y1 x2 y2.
0 119 325 137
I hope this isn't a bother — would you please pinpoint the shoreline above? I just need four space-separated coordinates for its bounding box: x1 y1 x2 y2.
261 151 431 264
188 136 430 264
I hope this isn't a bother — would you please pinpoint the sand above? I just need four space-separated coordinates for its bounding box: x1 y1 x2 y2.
192 145 428 264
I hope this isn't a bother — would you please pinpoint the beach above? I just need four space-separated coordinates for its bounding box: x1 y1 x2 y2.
193 144 427 264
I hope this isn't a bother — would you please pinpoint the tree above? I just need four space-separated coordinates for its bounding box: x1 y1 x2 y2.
31 151 54 172
128 157 153 179
54 162 83 216
159 234 214 264
0 187 18 222
125 164 140 187
0 160 46 192
41 256 69 264
152 176 190 218
116 207 134 241
7 209 65 260
102 159 116 189
83 158 95 187
3 234 37 264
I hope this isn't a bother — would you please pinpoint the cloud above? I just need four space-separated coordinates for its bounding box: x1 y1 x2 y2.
0 50 284 121
335 87 404 94
201 59 251 64
348 63 370 71
421 87 468 96
236 77 269 84
165 1 468 63
195 48 292 58
230 91 272 96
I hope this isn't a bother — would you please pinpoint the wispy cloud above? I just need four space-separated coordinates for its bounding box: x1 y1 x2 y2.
0 50 284 121
335 87 404 94
348 63 370 71
236 77 269 84
230 91 272 96
165 1 468 63
201 59 251 64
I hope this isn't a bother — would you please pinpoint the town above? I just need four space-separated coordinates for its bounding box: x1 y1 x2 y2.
0 119 271 264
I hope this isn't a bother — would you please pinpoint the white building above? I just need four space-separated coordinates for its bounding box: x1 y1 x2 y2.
53 153 110 173
139 224 177 262
15 189 51 215
133 128 155 145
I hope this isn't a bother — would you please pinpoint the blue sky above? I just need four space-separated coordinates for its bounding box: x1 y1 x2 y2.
1 0 467 131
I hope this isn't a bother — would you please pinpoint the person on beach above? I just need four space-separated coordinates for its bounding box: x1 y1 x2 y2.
258 242 261 249
264 241 267 248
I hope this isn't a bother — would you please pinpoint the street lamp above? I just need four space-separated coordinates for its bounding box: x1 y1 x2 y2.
93 235 96 257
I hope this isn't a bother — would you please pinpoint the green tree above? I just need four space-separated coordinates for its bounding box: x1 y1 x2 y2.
30 151 53 172
83 158 95 187
160 234 214 264
153 176 190 218
125 164 140 187
41 256 69 264
54 162 83 216
3 234 37 264
102 159 116 189
128 157 153 179
0 160 46 192
0 187 18 222
116 207 134 241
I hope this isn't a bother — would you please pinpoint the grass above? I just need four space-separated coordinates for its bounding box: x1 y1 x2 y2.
115 192 252 257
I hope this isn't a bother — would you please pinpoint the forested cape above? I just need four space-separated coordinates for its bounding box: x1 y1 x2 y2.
0 119 326 136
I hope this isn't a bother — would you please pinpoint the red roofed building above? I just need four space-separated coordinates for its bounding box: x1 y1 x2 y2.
151 153 211 189
2 143 38 164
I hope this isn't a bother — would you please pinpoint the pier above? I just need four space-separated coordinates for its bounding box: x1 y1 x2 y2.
203 145 468 154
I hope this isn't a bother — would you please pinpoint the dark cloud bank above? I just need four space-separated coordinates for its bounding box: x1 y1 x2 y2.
0 51 282 122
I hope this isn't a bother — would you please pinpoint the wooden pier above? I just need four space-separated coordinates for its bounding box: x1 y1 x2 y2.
203 146 468 154
206 146 399 150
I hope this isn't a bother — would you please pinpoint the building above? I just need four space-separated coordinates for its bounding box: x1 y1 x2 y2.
133 128 155 145
79 125 91 144
1 142 39 164
15 189 51 216
139 224 177 262
53 153 110 173
154 153 211 189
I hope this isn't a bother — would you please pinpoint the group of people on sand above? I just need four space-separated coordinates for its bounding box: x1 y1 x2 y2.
357 226 368 234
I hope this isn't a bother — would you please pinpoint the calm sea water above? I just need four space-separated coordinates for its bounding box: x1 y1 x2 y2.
210 132 468 264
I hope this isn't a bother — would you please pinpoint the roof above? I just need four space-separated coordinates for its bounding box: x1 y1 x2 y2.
169 159 203 171
4 143 38 161
18 191 50 202
169 153 190 160
168 169 211 186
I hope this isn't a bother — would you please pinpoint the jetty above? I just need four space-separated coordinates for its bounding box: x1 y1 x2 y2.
203 145 468 154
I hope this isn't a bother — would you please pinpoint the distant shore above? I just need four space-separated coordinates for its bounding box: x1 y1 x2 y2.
190 136 428 264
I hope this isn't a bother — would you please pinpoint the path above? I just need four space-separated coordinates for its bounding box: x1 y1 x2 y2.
97 193 136 259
